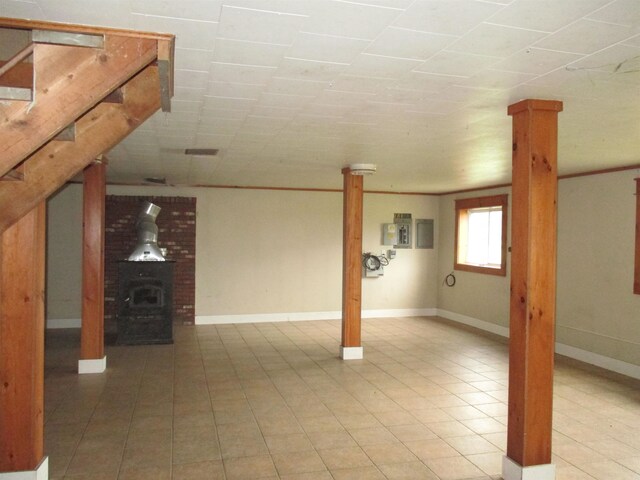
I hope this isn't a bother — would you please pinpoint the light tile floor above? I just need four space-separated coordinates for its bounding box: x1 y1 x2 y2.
43 316 640 480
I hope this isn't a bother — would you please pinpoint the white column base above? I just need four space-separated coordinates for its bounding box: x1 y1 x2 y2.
503 456 555 480
78 355 107 374
340 346 363 360
0 457 48 480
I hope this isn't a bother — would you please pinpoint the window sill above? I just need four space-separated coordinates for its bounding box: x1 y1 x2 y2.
454 262 506 276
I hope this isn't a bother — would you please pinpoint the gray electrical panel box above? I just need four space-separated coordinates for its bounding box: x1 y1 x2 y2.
394 213 412 249
381 223 397 245
416 219 434 249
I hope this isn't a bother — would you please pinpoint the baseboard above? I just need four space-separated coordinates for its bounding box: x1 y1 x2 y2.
46 318 81 329
196 308 436 325
437 309 640 381
0 456 48 480
436 309 509 338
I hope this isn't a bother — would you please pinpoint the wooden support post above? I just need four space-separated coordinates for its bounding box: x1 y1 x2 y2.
79 160 106 374
341 168 364 360
503 99 563 480
0 202 47 477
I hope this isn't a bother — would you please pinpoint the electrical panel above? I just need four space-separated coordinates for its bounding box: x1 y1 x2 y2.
394 213 412 249
416 219 434 249
381 223 397 245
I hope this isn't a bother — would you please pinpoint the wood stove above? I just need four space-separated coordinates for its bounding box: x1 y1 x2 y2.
117 260 175 345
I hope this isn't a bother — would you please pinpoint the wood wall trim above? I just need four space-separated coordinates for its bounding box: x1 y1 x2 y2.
0 16 175 41
0 202 45 472
341 170 363 348
634 178 640 295
0 65 162 234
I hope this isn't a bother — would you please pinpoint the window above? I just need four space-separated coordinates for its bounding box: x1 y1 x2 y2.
454 194 508 276
634 178 639 294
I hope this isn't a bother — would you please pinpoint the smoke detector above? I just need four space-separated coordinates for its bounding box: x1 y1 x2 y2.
348 163 377 175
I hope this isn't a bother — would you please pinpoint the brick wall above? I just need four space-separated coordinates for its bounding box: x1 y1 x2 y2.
105 196 196 330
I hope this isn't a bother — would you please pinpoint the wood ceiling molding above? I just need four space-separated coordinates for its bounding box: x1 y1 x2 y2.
0 64 162 233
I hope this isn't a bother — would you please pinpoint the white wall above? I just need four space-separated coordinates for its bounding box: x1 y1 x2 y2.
46 184 440 322
436 170 640 367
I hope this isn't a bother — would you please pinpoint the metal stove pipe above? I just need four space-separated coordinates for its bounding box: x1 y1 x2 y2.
128 201 166 261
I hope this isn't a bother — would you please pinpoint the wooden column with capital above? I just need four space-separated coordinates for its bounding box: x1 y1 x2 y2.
0 202 47 476
504 99 563 480
341 168 364 360
80 160 107 374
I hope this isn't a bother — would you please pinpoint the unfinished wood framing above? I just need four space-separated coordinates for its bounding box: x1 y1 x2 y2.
0 64 162 233
506 99 563 470
81 161 106 365
341 168 364 352
0 202 46 473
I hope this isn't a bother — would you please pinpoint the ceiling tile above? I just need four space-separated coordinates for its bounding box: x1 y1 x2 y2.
194 133 235 148
207 81 264 99
414 51 501 77
173 86 207 102
393 0 503 36
266 77 329 96
1 1 44 20
302 0 403 40
219 0 317 15
287 32 370 64
275 57 349 81
258 92 315 109
347 53 422 79
327 74 395 94
491 48 584 75
175 48 213 71
131 0 223 22
132 15 218 50
535 19 638 55
448 23 547 57
251 105 298 118
365 27 456 60
170 100 203 113
39 0 133 26
456 69 536 89
210 62 276 84
200 108 249 120
174 69 209 89
568 44 640 73
623 34 640 47
217 5 307 45
212 38 289 67
203 95 257 111
488 0 611 33
586 0 640 27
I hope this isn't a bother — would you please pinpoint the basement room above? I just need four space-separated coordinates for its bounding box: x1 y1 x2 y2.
0 1 639 480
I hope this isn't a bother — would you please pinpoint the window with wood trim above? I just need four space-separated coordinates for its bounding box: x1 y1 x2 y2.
454 194 508 276
634 178 640 294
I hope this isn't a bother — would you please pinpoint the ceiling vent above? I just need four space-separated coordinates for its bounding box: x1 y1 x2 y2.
143 177 167 185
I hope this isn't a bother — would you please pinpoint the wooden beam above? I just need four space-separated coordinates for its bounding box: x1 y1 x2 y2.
0 64 161 234
0 202 46 473
506 99 563 473
81 161 106 364
0 16 175 42
0 34 157 178
341 168 363 353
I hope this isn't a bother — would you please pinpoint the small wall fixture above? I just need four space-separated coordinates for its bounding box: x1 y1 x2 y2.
348 163 377 175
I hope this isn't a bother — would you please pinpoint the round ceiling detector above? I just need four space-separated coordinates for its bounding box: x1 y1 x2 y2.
348 163 377 175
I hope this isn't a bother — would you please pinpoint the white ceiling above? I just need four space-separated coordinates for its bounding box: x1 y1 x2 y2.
1 0 639 192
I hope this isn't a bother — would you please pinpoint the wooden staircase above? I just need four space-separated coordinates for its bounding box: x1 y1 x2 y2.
0 17 174 233
0 18 174 476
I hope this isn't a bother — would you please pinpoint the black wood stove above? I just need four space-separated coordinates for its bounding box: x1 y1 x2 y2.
117 260 175 345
